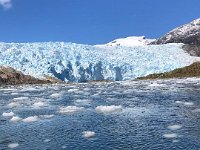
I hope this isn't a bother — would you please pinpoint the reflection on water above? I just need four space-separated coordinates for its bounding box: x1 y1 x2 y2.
0 78 200 150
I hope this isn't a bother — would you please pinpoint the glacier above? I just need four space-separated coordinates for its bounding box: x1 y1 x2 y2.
0 41 199 82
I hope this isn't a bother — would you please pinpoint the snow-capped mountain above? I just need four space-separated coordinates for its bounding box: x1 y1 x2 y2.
0 42 199 82
97 36 155 47
152 18 200 45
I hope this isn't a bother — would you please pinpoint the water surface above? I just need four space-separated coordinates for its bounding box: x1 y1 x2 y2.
0 78 200 150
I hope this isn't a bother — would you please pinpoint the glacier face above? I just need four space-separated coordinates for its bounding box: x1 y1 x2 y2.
0 42 199 82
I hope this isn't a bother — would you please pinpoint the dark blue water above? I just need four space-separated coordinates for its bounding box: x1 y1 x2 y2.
0 78 200 150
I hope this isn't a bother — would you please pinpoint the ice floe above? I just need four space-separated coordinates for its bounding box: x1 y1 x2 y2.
22 116 39 123
10 116 22 123
44 139 51 143
8 102 20 108
40 115 54 119
68 89 79 93
74 99 91 106
172 140 179 143
95 105 123 114
50 93 63 98
183 102 194 106
8 143 19 149
192 108 200 113
11 92 19 95
175 101 184 104
2 112 15 117
163 133 178 138
59 106 84 114
175 101 194 106
167 125 182 130
62 145 67 149
33 101 47 108
13 97 29 100
82 131 95 138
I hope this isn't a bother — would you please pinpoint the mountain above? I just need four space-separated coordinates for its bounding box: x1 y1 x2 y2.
96 36 155 47
151 18 200 45
0 42 199 82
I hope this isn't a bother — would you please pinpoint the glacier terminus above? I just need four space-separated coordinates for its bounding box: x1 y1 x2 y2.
0 37 199 82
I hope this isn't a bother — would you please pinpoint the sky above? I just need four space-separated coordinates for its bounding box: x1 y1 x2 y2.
0 0 200 45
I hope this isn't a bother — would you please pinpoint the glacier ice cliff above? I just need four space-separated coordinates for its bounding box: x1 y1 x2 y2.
0 42 199 82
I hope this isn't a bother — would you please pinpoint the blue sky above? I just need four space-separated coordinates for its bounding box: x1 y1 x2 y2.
0 0 200 44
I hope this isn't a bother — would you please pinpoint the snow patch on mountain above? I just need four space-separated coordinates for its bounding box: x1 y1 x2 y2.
96 36 155 47
152 18 200 44
0 41 199 82
169 18 200 37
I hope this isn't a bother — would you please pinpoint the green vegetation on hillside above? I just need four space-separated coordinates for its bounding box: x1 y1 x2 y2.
137 62 200 80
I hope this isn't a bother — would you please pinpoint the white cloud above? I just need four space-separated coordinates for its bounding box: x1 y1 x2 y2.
0 0 12 9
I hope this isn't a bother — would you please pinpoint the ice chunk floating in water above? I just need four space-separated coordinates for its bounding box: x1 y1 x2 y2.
163 133 178 138
2 112 15 117
10 116 22 123
59 106 84 114
95 105 123 114
33 101 47 108
0 42 199 82
82 131 95 138
8 143 19 149
167 125 182 130
22 116 39 123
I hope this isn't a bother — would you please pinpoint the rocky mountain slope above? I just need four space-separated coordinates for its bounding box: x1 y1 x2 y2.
0 66 51 85
151 18 200 45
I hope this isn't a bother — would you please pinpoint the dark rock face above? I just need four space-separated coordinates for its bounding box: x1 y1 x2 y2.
0 66 51 85
151 18 200 45
182 44 200 57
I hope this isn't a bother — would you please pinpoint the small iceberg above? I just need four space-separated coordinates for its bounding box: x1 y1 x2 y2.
50 93 62 98
33 101 47 108
44 139 51 143
8 143 19 149
184 102 194 106
10 116 22 123
163 133 178 138
82 131 95 138
59 106 84 114
22 116 39 123
95 105 122 114
8 102 20 108
2 112 15 117
167 125 182 130
13 97 29 100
